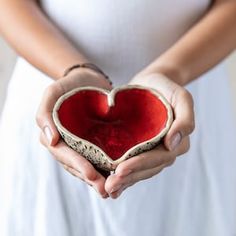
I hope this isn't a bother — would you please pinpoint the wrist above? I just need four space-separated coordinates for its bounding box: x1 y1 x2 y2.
63 62 112 85
60 66 113 90
137 62 189 86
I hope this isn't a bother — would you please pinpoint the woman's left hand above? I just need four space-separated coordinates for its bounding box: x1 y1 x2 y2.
105 73 195 198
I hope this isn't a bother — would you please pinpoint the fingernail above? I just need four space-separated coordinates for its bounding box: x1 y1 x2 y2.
115 189 123 198
102 193 109 199
110 184 123 194
170 132 182 151
115 185 127 198
43 126 53 145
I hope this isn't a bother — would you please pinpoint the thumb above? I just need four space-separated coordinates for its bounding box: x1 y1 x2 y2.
36 85 61 146
36 111 60 146
164 130 182 152
164 89 195 151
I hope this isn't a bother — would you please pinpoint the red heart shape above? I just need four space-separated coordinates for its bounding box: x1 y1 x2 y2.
55 86 172 161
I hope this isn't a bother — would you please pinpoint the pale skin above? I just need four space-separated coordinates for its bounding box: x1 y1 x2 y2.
0 0 236 199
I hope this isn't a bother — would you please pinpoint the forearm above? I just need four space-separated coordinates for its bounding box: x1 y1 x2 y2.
141 0 236 85
0 0 87 79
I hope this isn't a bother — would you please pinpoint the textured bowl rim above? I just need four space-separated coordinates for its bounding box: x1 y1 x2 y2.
52 84 173 165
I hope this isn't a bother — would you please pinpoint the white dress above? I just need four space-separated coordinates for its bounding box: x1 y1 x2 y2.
1 1 236 235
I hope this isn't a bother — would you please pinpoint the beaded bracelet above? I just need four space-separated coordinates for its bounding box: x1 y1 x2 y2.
63 63 112 85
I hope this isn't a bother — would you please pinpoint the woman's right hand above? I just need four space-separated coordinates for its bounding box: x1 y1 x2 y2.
36 68 113 198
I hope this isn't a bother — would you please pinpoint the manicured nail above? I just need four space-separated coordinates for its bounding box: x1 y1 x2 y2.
110 184 123 194
43 126 53 145
170 132 182 151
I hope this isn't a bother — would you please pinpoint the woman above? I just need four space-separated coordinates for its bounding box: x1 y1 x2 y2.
0 0 236 235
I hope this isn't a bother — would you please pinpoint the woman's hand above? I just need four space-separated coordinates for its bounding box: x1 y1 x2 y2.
36 69 112 198
105 73 195 199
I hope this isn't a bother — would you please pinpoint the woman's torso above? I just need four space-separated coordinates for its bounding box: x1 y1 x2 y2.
39 0 211 85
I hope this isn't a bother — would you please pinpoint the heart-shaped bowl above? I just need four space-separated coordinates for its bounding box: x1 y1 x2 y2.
52 85 173 171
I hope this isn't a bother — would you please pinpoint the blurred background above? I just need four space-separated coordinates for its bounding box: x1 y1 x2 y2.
0 36 236 117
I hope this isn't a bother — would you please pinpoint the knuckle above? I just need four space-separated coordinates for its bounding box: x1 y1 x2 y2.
116 164 133 177
82 162 97 181
70 160 90 178
180 89 195 109
165 154 174 164
180 137 190 155
182 89 193 104
36 113 44 128
166 157 176 167
44 84 55 96
185 138 191 152
43 84 60 102
49 82 65 96
186 120 195 134
117 158 137 172
181 118 195 136
84 170 94 181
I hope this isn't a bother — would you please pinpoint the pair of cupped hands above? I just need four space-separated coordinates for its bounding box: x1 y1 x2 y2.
36 68 195 199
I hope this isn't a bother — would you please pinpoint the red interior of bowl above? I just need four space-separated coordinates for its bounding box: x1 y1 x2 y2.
58 88 168 160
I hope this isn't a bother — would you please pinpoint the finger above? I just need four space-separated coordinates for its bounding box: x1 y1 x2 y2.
165 88 195 151
107 161 168 195
36 73 113 147
89 174 109 198
115 146 173 176
40 131 98 181
62 164 109 198
107 165 164 198
36 84 64 146
109 138 189 194
109 183 132 199
41 131 109 197
109 166 164 199
105 174 132 198
41 132 108 197
120 159 174 187
129 74 194 152
62 164 85 180
107 158 176 197
114 136 189 177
